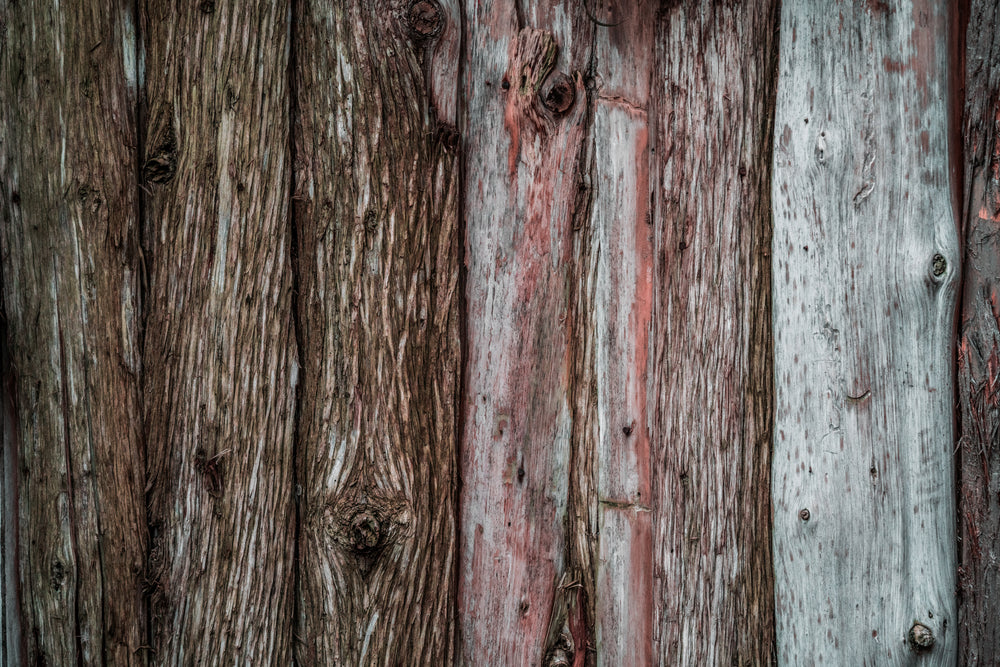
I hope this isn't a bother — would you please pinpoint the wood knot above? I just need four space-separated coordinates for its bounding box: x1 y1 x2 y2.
931 253 947 278
909 623 934 651
408 0 442 39
435 122 460 152
349 511 381 553
143 126 177 185
544 630 574 667
321 490 412 564
541 72 575 115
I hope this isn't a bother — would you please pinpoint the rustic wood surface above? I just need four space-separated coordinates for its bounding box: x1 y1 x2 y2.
772 0 959 663
292 0 462 663
651 1 779 664
0 0 147 664
584 3 656 664
957 0 1000 662
2 0 996 664
141 1 297 663
458 4 593 665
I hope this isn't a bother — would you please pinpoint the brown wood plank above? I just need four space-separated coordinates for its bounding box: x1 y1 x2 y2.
141 1 296 662
0 1 147 664
291 1 462 663
649 1 780 664
957 0 1000 661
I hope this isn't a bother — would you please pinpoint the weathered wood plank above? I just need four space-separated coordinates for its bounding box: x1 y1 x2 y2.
650 2 779 664
772 1 958 663
292 1 461 663
580 4 656 663
141 1 296 662
0 1 147 663
458 2 595 663
956 0 1000 661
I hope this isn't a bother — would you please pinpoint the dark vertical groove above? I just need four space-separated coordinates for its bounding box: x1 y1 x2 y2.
956 0 1000 661
559 37 598 664
54 318 80 667
763 6 780 662
133 0 153 659
453 1 468 661
287 0 304 663
0 284 18 665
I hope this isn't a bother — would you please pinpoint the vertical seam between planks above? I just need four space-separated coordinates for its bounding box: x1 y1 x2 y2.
453 0 468 661
134 0 153 660
286 1 304 663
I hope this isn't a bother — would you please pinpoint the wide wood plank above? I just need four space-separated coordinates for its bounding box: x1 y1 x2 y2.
956 0 1000 661
141 1 296 662
650 2 779 663
0 1 147 663
292 1 461 662
772 1 958 662
458 2 595 663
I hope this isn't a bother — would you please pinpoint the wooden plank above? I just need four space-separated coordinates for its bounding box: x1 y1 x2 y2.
956 0 1000 661
458 2 596 663
292 1 461 662
141 1 296 662
0 1 147 664
772 1 958 663
649 1 779 664
582 4 656 664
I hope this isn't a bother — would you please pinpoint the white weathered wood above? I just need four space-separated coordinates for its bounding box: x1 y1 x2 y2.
772 0 958 663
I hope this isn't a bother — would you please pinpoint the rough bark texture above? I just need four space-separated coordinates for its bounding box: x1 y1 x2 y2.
957 0 1000 662
141 1 297 663
772 0 959 663
0 1 147 664
292 1 462 663
650 1 779 664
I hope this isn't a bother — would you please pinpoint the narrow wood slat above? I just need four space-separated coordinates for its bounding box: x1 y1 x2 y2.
582 5 657 663
0 1 147 663
957 0 1000 661
772 1 958 662
292 1 461 662
141 1 296 662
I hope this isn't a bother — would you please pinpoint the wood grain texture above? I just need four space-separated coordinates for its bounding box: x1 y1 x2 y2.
292 1 461 663
581 4 656 664
772 0 959 663
0 0 147 664
458 3 597 664
650 2 779 664
141 1 296 663
956 0 1000 661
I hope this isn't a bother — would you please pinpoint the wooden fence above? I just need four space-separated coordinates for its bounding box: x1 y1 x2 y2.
1 0 998 664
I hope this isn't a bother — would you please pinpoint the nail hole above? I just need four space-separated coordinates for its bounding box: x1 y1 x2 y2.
799 508 810 521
